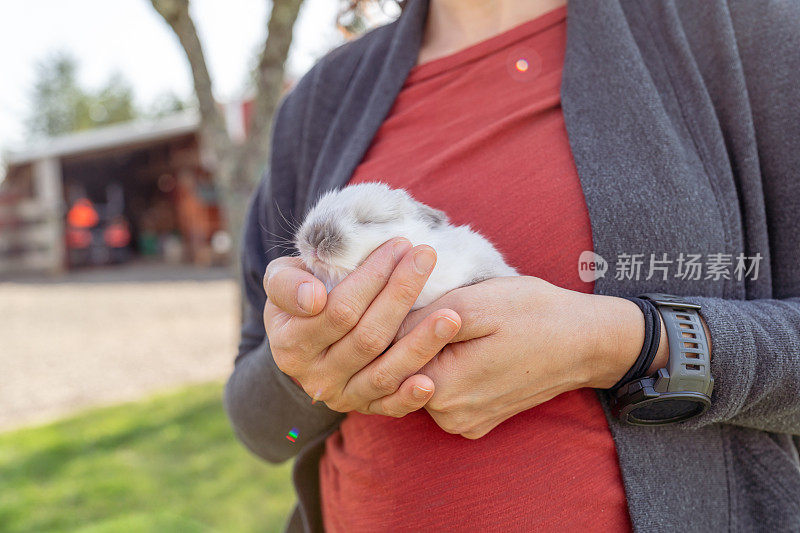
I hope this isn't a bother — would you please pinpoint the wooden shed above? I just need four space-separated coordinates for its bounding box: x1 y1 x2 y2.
1 111 230 275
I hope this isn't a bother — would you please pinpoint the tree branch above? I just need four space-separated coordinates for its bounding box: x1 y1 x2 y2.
238 0 304 187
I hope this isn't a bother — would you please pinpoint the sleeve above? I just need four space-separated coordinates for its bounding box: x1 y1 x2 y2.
683 297 800 434
682 0 800 434
223 80 345 464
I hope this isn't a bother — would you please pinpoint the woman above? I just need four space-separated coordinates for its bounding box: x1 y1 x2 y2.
225 0 800 531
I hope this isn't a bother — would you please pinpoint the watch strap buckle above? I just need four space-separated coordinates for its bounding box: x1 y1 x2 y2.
639 292 701 310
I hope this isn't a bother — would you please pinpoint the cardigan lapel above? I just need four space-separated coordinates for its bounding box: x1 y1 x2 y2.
304 0 429 209
562 0 734 300
562 1 732 530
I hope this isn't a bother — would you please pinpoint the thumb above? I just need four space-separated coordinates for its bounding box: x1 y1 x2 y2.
264 256 327 316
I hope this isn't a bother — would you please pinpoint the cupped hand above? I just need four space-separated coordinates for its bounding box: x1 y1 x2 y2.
396 276 654 439
262 238 462 417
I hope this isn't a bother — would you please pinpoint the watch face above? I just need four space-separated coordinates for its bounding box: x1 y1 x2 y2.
617 389 712 426
628 398 706 424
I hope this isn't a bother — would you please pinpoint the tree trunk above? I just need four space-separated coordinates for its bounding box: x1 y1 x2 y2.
151 0 305 314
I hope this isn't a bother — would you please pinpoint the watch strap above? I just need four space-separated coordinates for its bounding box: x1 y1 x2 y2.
609 297 661 391
639 293 714 397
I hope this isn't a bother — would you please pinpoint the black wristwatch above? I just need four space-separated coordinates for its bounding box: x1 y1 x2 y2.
611 294 714 425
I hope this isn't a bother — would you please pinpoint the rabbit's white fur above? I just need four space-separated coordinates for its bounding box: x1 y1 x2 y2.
294 182 518 309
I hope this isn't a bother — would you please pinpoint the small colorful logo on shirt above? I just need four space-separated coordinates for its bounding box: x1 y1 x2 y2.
286 427 299 443
507 47 541 82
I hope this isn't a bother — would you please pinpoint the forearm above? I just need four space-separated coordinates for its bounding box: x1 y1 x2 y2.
224 338 344 463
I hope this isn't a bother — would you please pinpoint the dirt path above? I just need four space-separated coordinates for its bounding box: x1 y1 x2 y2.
0 266 239 431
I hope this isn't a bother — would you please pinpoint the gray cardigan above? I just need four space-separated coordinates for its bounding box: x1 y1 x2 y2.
224 0 800 531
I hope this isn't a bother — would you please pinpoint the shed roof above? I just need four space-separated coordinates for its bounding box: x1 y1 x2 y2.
4 111 200 166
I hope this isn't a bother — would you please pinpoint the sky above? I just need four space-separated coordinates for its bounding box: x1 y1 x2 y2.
0 0 396 152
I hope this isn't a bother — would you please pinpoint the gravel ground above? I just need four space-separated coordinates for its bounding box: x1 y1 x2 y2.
0 265 239 431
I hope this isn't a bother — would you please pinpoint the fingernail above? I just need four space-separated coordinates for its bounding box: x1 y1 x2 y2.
413 385 433 399
393 239 412 260
413 249 436 274
297 282 315 313
434 316 459 338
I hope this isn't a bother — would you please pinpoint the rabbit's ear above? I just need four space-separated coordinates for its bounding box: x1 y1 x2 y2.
417 203 448 228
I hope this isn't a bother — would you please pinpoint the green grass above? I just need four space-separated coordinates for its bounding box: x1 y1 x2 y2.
0 382 295 532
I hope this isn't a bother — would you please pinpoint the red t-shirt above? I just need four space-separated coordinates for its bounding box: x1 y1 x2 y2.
320 7 632 531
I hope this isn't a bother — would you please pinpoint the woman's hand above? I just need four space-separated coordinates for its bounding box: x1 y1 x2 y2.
263 238 462 416
396 276 667 439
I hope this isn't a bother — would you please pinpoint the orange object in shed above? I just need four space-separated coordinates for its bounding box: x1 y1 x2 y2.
67 198 99 228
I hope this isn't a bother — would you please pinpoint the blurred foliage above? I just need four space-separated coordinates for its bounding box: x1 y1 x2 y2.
25 52 191 139
145 91 189 118
0 382 295 532
338 0 402 37
26 51 138 138
337 2 369 36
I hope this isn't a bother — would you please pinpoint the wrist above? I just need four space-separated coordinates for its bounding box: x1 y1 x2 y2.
583 294 712 391
649 313 669 375
584 295 670 389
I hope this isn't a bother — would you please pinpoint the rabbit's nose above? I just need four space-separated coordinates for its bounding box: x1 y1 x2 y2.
307 222 325 248
306 221 343 256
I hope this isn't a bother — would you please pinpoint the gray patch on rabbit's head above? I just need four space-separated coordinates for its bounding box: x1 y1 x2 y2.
417 203 449 228
353 201 401 225
302 218 345 255
347 183 449 229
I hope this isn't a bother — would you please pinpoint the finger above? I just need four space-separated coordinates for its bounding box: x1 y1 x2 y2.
365 374 435 418
263 299 292 336
326 245 438 378
294 237 412 354
341 309 461 403
395 285 498 344
264 256 327 316
395 307 432 343
461 425 493 440
461 415 511 440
